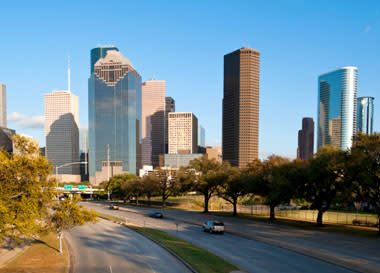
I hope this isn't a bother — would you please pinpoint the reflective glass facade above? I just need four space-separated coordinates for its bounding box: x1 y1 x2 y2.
318 67 357 150
90 46 119 74
357 96 374 135
89 51 141 184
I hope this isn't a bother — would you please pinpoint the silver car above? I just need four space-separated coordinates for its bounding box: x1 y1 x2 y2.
202 221 225 234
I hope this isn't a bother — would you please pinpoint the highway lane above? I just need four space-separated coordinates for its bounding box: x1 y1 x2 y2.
85 203 356 273
65 218 191 273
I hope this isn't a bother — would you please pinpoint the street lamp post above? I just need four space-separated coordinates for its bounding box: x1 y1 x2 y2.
55 161 88 189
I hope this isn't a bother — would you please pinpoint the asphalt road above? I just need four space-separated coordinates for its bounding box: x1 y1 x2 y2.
65 218 191 273
85 202 357 273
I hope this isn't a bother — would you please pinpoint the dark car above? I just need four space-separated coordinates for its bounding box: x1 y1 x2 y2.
150 212 163 218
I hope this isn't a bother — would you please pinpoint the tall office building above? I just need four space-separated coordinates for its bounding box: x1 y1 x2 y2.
79 128 89 181
165 97 175 153
357 96 374 135
168 112 198 154
198 125 205 147
89 50 142 185
142 80 165 167
90 46 119 74
0 83 6 127
297 118 314 160
318 67 358 150
222 47 260 167
44 90 79 174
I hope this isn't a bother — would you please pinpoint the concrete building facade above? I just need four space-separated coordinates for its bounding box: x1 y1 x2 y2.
44 90 79 175
168 112 198 154
223 47 260 167
297 118 314 160
0 83 6 128
206 146 222 163
142 80 165 167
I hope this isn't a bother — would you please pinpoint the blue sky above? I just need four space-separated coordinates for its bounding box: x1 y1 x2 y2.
1 0 379 158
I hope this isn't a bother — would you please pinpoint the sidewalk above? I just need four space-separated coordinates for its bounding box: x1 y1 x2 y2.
0 245 28 267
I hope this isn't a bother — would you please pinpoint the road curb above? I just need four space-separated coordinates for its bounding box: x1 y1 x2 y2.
63 236 74 273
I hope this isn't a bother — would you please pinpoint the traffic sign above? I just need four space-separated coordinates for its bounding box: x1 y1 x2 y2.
64 185 72 190
78 185 87 190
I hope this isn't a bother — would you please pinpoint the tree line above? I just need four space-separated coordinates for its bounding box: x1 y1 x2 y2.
102 133 380 233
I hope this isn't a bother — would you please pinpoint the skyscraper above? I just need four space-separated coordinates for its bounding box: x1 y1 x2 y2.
318 67 358 150
79 128 89 181
142 80 165 167
44 90 79 174
357 96 374 135
168 112 198 154
89 50 142 185
198 125 205 147
165 97 175 153
90 46 119 74
0 83 6 127
297 118 314 160
223 47 260 167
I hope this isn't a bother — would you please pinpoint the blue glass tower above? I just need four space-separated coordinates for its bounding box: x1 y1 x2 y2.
318 67 358 150
88 50 141 185
357 96 374 135
90 46 119 74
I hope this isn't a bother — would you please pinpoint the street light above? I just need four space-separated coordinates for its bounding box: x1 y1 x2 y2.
55 162 88 189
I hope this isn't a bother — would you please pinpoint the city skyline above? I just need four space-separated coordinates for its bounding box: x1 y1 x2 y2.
2 1 380 158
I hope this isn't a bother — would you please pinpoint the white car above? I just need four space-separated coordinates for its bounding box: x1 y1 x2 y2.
202 221 225 234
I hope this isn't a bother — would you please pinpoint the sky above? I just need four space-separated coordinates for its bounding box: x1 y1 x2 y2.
1 0 379 159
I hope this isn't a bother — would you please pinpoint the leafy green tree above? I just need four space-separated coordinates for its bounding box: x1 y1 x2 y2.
346 133 380 234
155 167 180 207
50 196 98 252
255 155 291 221
302 146 346 226
186 155 225 213
0 135 55 245
100 173 135 200
122 177 144 206
141 174 160 205
217 166 247 216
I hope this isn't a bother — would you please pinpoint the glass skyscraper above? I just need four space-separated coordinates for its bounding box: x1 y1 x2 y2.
88 49 141 185
357 96 374 135
90 46 119 74
317 67 358 150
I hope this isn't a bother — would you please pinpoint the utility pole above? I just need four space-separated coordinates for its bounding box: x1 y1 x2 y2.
107 144 110 201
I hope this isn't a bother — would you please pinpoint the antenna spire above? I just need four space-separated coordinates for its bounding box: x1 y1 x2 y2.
68 55 71 92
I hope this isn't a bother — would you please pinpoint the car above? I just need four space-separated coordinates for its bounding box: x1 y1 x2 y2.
150 212 163 218
109 204 119 210
202 221 225 234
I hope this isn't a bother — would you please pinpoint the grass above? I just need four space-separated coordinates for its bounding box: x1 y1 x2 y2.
131 227 238 273
210 211 380 238
0 232 69 273
98 212 125 222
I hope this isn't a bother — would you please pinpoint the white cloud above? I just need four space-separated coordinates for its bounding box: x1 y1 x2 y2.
364 24 372 33
8 112 44 129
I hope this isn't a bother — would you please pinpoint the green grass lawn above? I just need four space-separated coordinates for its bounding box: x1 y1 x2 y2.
131 227 238 273
0 232 68 273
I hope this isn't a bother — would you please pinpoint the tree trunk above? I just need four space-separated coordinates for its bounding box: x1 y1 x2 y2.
317 209 324 226
136 197 139 206
270 205 275 221
162 195 166 208
233 199 237 216
204 194 209 213
58 233 63 253
378 216 380 235
147 195 151 206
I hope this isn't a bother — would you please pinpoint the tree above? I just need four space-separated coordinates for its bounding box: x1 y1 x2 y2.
186 155 225 213
217 166 247 216
302 146 346 226
141 174 160 205
346 133 380 234
0 135 55 245
122 177 144 206
255 155 292 221
50 196 98 252
100 173 136 200
155 167 179 207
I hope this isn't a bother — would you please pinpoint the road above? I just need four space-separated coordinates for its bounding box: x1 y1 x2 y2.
85 202 358 273
65 218 191 273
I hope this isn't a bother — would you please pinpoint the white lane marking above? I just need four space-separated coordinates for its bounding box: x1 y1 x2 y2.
109 265 113 273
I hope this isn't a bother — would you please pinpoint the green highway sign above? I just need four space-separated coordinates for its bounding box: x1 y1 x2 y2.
78 185 87 190
64 185 72 190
